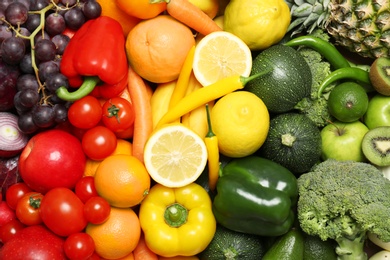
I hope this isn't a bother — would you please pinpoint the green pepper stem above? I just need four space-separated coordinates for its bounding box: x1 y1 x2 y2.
164 203 188 228
241 68 273 86
56 76 101 102
205 104 215 138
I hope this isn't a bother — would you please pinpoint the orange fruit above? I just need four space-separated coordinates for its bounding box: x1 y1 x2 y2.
94 154 150 207
96 0 141 36
115 0 166 20
83 139 132 177
86 207 141 260
125 15 196 83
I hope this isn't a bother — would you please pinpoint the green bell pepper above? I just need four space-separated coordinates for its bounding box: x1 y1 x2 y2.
212 155 298 236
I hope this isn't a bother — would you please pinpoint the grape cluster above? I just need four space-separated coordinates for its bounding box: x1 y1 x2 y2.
0 0 102 134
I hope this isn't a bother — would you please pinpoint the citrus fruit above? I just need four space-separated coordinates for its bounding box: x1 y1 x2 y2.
115 0 166 20
193 31 252 87
143 123 208 188
189 0 219 19
223 0 290 50
96 0 141 36
126 15 196 84
210 91 270 157
94 154 150 208
327 82 369 123
86 207 140 260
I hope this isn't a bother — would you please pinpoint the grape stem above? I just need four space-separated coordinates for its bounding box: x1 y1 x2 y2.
1 1 79 105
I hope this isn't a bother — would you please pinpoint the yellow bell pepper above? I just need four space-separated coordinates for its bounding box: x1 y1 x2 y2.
139 183 216 257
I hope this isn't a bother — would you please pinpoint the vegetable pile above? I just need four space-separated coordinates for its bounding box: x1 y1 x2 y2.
1 0 390 259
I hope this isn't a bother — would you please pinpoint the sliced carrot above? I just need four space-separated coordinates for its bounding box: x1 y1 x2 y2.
150 0 222 36
133 233 158 260
127 66 153 163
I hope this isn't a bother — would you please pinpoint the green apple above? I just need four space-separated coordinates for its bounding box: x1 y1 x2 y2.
364 94 390 129
321 120 369 162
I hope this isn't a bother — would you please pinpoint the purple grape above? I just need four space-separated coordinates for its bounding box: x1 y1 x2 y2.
5 2 28 25
82 0 102 19
53 103 68 123
51 34 70 55
25 13 40 32
38 60 59 82
19 53 34 74
0 25 13 45
1 36 26 65
64 7 86 30
16 74 40 91
18 89 40 109
18 111 39 134
32 104 55 128
34 38 56 62
45 13 66 36
45 72 69 93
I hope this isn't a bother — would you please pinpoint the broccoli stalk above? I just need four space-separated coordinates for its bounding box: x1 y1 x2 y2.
297 159 390 260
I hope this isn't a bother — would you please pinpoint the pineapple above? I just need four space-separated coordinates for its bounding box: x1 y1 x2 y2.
285 0 390 58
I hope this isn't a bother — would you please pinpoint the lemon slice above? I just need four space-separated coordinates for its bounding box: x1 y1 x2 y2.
143 124 208 188
193 31 252 87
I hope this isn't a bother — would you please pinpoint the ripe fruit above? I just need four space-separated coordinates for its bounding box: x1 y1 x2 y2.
18 129 86 194
143 123 208 188
210 91 269 158
86 207 141 259
193 31 252 87
94 154 150 208
125 15 195 83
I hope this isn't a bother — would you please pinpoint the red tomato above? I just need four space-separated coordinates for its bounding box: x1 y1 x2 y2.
0 219 25 243
0 201 16 226
0 225 66 259
81 126 117 160
83 196 111 224
39 188 88 237
75 176 98 204
5 182 33 210
64 232 95 260
15 192 43 226
68 95 102 129
101 97 135 132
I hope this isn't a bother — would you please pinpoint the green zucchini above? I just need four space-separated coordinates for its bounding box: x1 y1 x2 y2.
198 224 270 260
245 44 312 113
259 113 322 174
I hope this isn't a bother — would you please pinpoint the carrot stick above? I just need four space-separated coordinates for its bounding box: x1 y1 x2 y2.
127 66 153 163
133 233 158 260
150 0 222 36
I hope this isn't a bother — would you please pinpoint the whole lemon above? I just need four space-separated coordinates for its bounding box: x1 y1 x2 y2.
210 91 270 158
224 0 291 50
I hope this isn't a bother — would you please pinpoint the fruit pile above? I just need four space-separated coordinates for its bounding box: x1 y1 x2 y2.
0 0 390 259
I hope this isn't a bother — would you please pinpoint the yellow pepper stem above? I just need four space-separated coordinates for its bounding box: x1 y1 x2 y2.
164 203 188 227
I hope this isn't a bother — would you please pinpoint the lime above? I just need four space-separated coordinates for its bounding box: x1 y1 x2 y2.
327 82 369 123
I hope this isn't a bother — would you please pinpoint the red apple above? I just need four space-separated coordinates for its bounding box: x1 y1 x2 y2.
18 129 86 194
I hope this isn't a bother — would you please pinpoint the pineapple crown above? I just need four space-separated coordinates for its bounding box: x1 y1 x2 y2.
286 0 332 35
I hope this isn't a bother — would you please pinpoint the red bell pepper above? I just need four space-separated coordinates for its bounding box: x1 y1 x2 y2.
56 16 128 101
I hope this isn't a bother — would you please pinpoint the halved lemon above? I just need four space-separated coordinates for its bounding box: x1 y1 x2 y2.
143 123 208 188
193 30 252 87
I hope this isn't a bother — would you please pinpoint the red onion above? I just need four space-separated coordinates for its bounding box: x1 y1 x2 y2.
0 112 29 158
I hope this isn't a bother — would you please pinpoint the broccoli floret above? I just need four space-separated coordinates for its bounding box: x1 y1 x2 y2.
297 159 390 260
293 29 336 127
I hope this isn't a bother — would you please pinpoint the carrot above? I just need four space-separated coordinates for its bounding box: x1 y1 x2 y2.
127 66 153 163
150 0 222 36
133 233 159 260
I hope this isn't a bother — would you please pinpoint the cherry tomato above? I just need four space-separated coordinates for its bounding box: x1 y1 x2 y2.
83 196 111 224
5 183 33 210
64 232 95 260
0 219 25 243
39 188 88 237
15 192 43 226
101 97 135 132
68 96 102 129
81 126 117 160
75 176 98 204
